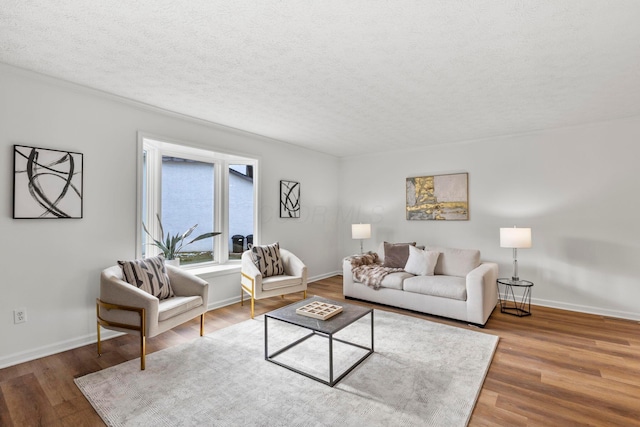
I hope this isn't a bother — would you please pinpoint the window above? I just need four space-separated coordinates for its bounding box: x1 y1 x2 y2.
228 164 255 259
138 135 257 266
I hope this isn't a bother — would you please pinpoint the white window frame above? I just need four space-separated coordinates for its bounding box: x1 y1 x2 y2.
136 133 259 267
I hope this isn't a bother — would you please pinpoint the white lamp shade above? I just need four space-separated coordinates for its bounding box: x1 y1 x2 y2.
500 227 532 248
351 224 371 239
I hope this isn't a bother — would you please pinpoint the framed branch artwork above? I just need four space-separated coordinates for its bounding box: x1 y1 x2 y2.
280 180 300 218
13 144 84 219
406 172 468 220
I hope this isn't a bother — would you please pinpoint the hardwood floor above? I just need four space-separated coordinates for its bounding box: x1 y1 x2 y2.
1 275 639 426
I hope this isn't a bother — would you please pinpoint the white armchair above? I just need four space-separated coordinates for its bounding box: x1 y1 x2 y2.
97 263 209 370
241 248 307 318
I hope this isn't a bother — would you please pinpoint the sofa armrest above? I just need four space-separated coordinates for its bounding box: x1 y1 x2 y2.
241 250 263 293
465 262 499 325
166 265 209 304
280 249 307 285
343 258 357 296
99 266 159 333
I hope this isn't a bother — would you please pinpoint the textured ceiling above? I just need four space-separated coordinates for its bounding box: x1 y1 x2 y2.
2 1 640 157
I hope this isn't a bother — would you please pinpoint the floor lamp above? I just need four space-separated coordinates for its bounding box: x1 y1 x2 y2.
352 224 371 254
500 226 532 282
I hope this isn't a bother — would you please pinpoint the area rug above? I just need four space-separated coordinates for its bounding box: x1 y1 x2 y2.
75 310 498 426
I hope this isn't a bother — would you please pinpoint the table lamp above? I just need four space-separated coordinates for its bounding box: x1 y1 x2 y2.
500 226 532 281
352 224 371 254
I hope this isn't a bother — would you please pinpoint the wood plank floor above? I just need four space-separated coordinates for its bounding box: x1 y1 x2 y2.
1 275 639 426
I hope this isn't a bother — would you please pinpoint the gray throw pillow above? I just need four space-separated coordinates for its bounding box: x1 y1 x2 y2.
251 242 285 277
118 255 174 300
382 242 416 268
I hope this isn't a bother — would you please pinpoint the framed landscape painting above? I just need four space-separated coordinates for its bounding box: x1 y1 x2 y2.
13 145 84 219
280 180 300 218
406 172 468 220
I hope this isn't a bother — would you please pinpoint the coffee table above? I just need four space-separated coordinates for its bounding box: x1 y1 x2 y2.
264 296 374 387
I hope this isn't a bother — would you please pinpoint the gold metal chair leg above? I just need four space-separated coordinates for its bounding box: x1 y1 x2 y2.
96 302 102 356
140 307 146 370
140 335 146 370
96 299 146 369
200 313 205 336
303 290 307 298
240 287 244 306
250 296 255 319
96 322 102 356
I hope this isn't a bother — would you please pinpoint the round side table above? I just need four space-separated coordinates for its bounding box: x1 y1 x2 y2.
496 278 533 317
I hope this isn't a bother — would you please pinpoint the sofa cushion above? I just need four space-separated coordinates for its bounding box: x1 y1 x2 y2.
379 271 414 290
382 242 416 268
262 275 302 291
158 296 203 321
404 245 440 276
426 246 481 278
118 255 175 300
403 275 467 301
251 242 285 277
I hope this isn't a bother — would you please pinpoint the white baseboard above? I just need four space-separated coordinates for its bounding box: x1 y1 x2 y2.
532 297 640 322
310 271 342 282
207 295 241 310
0 329 123 370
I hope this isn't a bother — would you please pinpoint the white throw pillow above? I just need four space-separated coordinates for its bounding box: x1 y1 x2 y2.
404 245 439 276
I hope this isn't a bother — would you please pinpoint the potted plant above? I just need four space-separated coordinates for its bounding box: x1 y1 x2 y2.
143 214 220 266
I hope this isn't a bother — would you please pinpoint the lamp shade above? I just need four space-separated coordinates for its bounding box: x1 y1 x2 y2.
500 227 532 248
351 224 371 239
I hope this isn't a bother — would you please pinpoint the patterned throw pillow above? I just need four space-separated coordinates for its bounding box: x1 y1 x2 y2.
251 242 285 277
118 255 175 300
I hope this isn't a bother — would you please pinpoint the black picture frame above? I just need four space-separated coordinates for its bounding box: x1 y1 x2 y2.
13 144 84 219
280 180 300 218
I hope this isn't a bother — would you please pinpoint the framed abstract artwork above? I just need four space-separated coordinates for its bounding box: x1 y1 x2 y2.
13 144 84 219
280 180 300 218
406 172 468 220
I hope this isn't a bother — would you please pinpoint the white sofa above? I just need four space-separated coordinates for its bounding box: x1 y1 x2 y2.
343 245 499 326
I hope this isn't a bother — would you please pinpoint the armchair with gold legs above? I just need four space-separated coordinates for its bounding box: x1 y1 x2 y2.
241 247 307 318
97 263 209 370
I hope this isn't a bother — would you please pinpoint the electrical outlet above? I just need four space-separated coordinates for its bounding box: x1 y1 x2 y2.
14 308 27 324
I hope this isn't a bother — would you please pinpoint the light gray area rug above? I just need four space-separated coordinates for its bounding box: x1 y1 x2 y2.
75 310 498 427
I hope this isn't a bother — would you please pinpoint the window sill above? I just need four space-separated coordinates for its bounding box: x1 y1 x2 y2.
183 262 241 278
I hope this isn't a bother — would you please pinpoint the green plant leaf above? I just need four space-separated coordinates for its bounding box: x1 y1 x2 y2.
187 231 221 246
143 220 171 257
180 225 198 244
143 214 220 261
156 213 165 239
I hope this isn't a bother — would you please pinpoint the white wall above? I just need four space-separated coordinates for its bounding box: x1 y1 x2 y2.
338 118 640 320
0 65 340 367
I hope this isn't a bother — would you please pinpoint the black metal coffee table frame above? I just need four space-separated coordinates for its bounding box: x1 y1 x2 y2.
264 296 374 387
